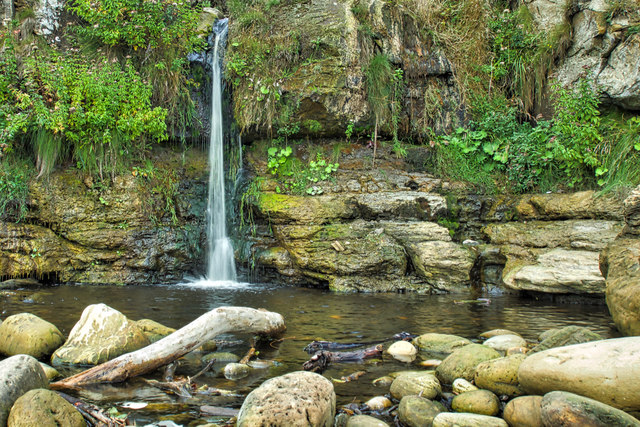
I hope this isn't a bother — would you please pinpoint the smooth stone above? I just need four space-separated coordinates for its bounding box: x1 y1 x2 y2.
135 319 175 343
398 395 445 427
541 391 640 426
479 329 522 339
203 352 240 363
372 376 394 387
503 395 543 427
538 328 559 342
413 333 471 356
387 340 417 363
51 303 149 365
419 359 442 368
390 371 442 400
0 355 49 426
518 337 640 411
451 390 500 416
223 363 251 380
483 334 527 353
452 378 478 394
0 313 64 358
8 388 85 427
432 412 508 427
474 354 525 397
529 325 602 354
38 363 60 381
364 396 392 411
507 347 528 356
346 414 389 427
436 344 501 384
236 371 335 427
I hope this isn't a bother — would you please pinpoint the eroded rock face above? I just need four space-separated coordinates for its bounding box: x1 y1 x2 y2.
236 371 335 427
518 337 640 412
8 389 85 427
0 313 64 359
0 355 49 427
51 303 150 365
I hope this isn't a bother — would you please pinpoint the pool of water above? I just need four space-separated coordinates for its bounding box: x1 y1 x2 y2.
0 282 618 425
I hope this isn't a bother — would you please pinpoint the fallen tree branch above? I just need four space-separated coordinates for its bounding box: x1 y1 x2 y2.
51 307 285 389
57 392 125 426
303 345 383 373
303 332 416 353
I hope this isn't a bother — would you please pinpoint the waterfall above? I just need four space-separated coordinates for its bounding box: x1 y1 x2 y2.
205 18 237 282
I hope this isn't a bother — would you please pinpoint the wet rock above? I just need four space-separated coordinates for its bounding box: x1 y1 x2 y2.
479 329 522 339
483 334 527 353
436 344 501 384
507 347 528 356
38 363 60 381
502 395 543 427
624 185 640 234
364 396 392 411
432 412 508 427
0 355 49 426
0 279 40 290
203 352 240 363
518 337 640 411
390 371 441 400
0 313 64 359
413 333 471 356
8 389 85 427
346 415 389 427
451 389 500 416
474 354 525 397
387 340 417 363
398 395 445 427
602 238 640 336
135 319 175 343
236 371 335 427
452 378 478 395
224 363 251 380
51 303 150 365
529 325 602 354
372 376 393 387
541 391 640 426
254 193 355 225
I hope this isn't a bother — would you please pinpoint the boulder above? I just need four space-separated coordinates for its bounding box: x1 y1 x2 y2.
483 334 527 353
518 337 640 411
346 415 389 427
51 303 150 365
135 319 175 343
436 344 501 384
236 371 335 427
0 313 64 358
8 389 85 427
541 391 640 426
432 412 508 427
503 395 543 427
387 340 417 363
0 355 49 426
602 238 640 336
353 192 447 221
390 371 441 400
529 325 602 354
451 390 500 416
398 395 445 427
406 240 476 291
474 354 525 397
517 191 624 221
413 333 471 356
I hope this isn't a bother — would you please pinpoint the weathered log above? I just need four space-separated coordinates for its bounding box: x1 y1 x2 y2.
303 344 383 373
51 306 285 389
303 332 416 353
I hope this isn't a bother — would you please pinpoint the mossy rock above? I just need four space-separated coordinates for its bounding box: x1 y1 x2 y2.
0 313 64 359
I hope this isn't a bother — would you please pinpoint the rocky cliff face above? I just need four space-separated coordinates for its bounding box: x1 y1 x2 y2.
0 149 208 284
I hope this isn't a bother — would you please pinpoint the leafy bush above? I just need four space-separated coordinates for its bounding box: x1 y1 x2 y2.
0 160 33 222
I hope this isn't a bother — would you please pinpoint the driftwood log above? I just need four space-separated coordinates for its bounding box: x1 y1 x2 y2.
303 344 383 373
51 306 285 389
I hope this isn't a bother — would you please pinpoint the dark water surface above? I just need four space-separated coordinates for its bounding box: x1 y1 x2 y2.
0 282 617 424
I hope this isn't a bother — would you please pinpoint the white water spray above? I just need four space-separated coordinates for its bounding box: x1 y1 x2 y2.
205 19 236 282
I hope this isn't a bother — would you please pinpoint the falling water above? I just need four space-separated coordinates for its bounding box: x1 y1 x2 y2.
205 18 236 282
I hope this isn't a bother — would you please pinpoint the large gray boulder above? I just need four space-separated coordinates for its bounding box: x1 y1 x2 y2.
0 355 49 426
541 391 640 426
236 371 335 427
8 389 85 427
436 344 501 384
51 303 150 365
518 337 640 411
0 313 64 358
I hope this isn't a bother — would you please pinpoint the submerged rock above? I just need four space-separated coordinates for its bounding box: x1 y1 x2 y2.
390 371 442 400
436 344 501 384
451 389 500 416
0 355 49 426
502 395 543 427
224 363 252 380
518 337 640 411
398 395 445 427
0 313 64 359
541 391 640 426
8 389 85 427
236 371 335 427
413 333 471 356
528 325 602 354
51 303 150 365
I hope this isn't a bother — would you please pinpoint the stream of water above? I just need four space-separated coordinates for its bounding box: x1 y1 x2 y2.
0 283 617 424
